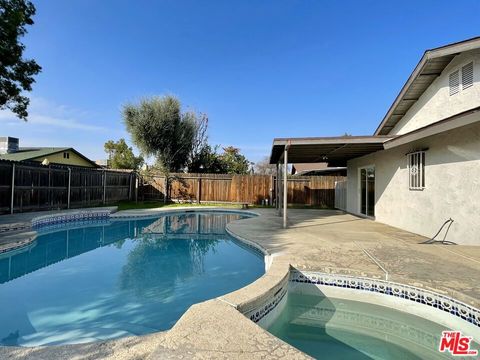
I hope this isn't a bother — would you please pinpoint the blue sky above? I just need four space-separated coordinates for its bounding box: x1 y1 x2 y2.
1 0 479 163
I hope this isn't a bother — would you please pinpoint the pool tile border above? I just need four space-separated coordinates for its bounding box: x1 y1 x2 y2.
243 281 288 324
242 269 480 328
290 270 480 328
32 210 111 229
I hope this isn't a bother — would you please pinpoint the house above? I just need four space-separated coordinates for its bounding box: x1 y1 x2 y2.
270 37 480 245
291 163 346 176
0 137 98 168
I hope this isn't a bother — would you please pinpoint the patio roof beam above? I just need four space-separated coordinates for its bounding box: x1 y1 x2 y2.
269 136 393 165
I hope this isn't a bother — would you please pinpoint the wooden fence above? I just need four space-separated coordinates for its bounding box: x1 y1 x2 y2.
139 173 345 208
0 160 136 214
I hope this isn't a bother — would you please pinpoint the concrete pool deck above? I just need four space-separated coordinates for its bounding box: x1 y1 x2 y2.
1 207 480 359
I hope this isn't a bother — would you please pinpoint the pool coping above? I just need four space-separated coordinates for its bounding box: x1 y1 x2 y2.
1 207 479 359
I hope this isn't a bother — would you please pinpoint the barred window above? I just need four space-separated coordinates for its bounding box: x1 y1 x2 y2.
408 151 425 190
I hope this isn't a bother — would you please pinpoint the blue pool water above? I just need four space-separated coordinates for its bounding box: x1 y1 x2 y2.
0 211 264 346
268 293 479 359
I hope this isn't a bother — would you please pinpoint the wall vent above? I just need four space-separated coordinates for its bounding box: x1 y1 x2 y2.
462 62 474 90
449 70 460 96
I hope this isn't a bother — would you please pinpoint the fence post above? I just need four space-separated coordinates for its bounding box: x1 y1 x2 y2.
135 175 139 203
48 165 51 208
164 176 168 204
128 172 132 200
67 167 71 209
103 170 107 204
10 163 15 214
197 177 202 204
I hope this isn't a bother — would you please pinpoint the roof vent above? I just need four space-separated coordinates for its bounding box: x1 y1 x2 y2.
0 137 19 154
449 70 460 96
462 62 474 90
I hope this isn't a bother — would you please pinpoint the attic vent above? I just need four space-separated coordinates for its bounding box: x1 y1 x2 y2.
462 62 474 90
449 70 460 96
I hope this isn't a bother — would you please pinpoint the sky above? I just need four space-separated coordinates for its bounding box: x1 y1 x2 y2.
1 0 479 163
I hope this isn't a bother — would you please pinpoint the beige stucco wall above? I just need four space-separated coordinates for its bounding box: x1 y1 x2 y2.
32 151 95 167
390 50 480 135
347 119 480 245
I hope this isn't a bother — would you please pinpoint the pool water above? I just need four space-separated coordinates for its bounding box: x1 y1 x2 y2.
268 293 479 360
0 212 264 346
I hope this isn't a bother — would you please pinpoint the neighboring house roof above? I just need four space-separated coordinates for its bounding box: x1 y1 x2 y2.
0 147 99 167
375 36 480 135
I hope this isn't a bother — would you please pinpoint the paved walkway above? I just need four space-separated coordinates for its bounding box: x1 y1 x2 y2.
1 207 479 359
228 209 480 307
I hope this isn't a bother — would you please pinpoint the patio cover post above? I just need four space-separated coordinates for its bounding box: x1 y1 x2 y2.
283 146 288 228
275 163 279 211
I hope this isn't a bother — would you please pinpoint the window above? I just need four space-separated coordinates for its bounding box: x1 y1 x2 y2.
408 151 425 190
63 152 69 159
462 62 474 90
449 70 460 96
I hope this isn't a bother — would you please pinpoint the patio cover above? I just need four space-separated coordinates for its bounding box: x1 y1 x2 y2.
269 135 393 228
269 136 393 167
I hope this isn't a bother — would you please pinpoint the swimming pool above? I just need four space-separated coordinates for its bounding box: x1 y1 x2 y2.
0 211 265 346
268 293 480 359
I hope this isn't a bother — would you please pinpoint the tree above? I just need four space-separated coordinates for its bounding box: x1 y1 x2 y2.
254 156 276 175
219 146 250 174
0 0 41 120
189 112 209 164
104 138 143 169
187 144 226 173
122 96 197 172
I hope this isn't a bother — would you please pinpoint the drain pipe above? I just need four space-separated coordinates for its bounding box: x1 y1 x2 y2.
354 241 389 281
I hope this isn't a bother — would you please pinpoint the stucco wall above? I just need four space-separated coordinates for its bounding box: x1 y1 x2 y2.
347 120 480 245
390 50 480 135
32 151 95 167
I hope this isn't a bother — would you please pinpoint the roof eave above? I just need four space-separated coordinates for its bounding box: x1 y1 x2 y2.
374 36 480 136
384 106 480 149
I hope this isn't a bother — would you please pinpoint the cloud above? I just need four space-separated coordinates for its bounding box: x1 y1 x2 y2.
0 97 108 132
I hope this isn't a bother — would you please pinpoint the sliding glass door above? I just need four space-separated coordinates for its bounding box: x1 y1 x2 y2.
360 166 375 217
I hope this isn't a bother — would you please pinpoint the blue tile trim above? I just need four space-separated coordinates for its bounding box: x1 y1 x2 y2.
244 285 288 324
290 270 480 329
32 210 111 229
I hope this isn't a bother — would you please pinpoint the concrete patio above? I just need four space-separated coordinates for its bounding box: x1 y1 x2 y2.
1 207 479 359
